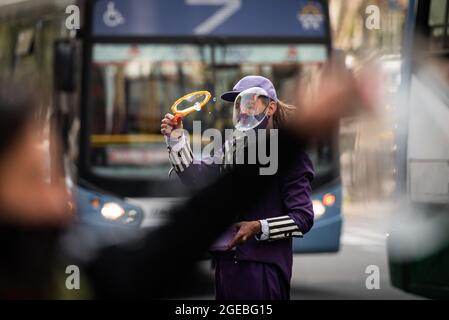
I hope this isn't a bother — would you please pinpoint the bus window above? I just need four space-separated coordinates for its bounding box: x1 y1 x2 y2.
428 0 449 50
214 45 327 104
90 44 213 178
89 43 335 183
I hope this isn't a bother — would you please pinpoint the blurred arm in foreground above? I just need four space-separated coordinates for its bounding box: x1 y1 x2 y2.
0 65 375 299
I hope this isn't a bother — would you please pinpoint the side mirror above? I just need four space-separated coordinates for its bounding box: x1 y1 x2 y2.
54 40 77 93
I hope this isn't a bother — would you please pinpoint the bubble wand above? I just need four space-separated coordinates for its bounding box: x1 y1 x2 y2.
171 91 212 123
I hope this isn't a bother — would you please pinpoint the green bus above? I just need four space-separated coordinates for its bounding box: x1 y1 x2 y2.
388 0 449 299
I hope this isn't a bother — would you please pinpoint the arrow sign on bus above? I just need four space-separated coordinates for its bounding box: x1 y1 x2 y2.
185 0 241 35
92 0 327 38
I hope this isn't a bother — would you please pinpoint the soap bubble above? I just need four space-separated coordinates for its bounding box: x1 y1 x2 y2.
213 97 217 102
193 102 201 111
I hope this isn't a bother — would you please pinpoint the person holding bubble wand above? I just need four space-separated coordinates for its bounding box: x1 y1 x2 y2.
161 76 315 300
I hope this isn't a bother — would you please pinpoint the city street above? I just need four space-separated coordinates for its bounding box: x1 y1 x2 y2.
290 201 420 299
3 0 446 304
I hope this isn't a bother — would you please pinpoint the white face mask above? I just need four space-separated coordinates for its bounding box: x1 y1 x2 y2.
233 87 271 132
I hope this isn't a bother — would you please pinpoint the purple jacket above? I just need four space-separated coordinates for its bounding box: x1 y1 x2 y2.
168 138 315 283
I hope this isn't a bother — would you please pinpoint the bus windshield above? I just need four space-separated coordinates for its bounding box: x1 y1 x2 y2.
89 43 335 183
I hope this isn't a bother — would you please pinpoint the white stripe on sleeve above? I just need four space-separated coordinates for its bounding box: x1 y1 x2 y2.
266 215 302 241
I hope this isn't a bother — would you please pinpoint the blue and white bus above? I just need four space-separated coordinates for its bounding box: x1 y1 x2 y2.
0 0 342 253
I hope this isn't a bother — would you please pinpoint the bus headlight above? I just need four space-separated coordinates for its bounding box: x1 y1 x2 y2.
101 202 125 220
323 193 336 207
313 200 326 219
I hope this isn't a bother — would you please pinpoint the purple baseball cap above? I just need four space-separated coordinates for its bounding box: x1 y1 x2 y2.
220 75 278 103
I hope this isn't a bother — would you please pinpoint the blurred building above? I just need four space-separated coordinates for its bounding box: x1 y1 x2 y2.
329 0 408 203
330 0 408 55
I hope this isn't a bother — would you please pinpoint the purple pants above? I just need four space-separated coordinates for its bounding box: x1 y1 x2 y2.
213 253 290 300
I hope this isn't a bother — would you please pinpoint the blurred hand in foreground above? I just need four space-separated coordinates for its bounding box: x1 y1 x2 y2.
291 62 380 138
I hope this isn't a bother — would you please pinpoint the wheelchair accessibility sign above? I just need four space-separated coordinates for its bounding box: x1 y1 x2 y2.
103 1 125 28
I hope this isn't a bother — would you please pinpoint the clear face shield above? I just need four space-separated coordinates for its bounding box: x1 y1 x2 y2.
233 87 271 132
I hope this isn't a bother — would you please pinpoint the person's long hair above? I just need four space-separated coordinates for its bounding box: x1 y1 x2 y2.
0 79 60 299
272 100 296 129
